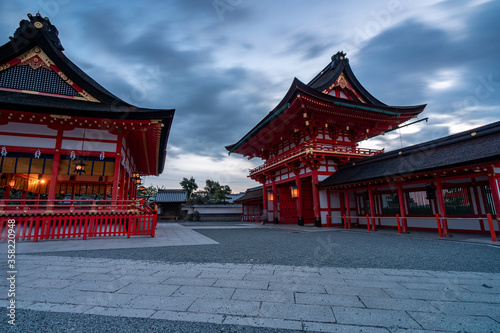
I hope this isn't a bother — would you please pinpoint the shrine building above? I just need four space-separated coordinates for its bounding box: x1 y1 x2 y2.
228 52 500 236
0 14 174 240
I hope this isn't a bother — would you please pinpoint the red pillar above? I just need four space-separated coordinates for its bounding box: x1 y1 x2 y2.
488 169 500 225
435 175 449 236
262 184 268 223
312 170 321 227
397 181 408 232
111 132 123 207
368 186 376 231
326 189 332 227
3 187 10 200
295 174 303 225
345 190 351 228
118 167 125 202
272 181 278 224
47 129 63 206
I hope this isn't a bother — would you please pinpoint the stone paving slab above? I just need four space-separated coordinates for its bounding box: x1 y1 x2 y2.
0 223 218 253
5 254 500 332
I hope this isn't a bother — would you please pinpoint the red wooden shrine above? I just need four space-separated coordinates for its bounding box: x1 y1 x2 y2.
0 14 174 241
227 51 425 226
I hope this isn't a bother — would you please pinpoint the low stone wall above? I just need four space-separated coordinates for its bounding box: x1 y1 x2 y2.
183 204 242 222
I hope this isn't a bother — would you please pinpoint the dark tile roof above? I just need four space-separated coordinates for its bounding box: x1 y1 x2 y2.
225 53 425 155
307 51 386 106
156 189 188 203
0 14 175 175
234 186 263 203
317 121 500 189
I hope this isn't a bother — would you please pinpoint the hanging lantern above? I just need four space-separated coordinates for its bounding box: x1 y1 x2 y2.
290 184 299 198
9 179 15 187
267 189 274 201
139 186 146 193
135 177 142 185
132 171 140 179
74 161 86 175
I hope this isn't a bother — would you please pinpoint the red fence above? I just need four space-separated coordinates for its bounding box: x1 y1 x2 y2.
0 213 157 242
0 198 157 242
326 214 499 242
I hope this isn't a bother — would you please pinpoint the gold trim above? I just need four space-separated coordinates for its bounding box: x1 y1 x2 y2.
15 47 101 103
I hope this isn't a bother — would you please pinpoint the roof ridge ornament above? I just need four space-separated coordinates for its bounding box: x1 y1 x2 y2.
331 51 347 68
11 13 64 51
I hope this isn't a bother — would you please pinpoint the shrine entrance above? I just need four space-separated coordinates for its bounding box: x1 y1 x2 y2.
301 177 315 225
278 184 297 224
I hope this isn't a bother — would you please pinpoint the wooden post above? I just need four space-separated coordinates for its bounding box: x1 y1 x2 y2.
345 190 351 228
327 189 333 227
397 181 408 233
262 184 268 224
295 174 303 226
435 214 443 238
47 129 63 205
435 175 449 236
488 170 500 226
368 186 376 231
312 170 321 227
486 214 497 242
272 181 278 224
111 131 123 208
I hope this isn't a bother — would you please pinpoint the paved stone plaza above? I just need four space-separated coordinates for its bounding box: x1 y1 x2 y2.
1 223 499 332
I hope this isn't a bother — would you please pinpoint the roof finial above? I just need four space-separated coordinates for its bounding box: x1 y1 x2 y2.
330 51 347 68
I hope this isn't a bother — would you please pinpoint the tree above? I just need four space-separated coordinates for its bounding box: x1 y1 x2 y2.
137 185 160 197
180 177 198 199
204 180 232 204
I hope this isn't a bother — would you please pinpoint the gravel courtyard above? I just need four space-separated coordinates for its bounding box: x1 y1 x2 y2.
1 222 499 332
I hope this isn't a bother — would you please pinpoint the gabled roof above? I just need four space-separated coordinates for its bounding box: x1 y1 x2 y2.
234 186 263 203
317 121 500 189
0 13 127 105
226 75 425 155
307 51 385 105
156 189 188 203
0 14 175 176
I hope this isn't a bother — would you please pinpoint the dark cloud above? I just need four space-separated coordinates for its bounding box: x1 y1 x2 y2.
353 0 500 151
285 32 330 60
1 0 498 178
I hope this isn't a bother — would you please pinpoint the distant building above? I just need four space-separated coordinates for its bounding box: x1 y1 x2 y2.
234 186 263 222
155 189 187 220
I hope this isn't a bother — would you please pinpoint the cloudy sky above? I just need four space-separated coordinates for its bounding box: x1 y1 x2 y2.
1 0 499 192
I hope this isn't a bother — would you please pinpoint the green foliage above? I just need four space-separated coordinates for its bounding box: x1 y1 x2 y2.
204 179 232 204
187 179 232 205
137 185 161 198
180 177 198 199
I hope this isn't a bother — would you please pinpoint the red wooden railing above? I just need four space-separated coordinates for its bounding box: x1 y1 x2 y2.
249 142 383 175
0 199 157 242
325 214 499 242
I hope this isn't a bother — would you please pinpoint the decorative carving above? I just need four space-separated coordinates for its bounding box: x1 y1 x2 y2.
1 147 7 157
99 151 105 160
34 149 41 158
70 151 76 160
0 63 11 72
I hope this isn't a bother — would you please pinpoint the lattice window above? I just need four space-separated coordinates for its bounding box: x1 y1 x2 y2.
380 193 400 215
0 65 79 96
443 187 472 215
408 191 432 215
484 186 497 215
